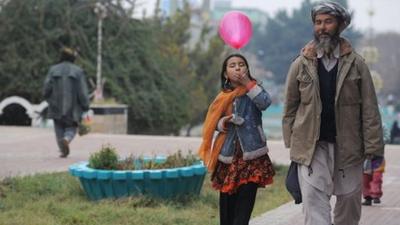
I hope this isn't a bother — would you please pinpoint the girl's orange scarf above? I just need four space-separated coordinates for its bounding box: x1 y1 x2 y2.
198 86 247 172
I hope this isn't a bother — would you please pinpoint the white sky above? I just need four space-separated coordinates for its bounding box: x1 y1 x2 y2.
135 0 399 34
231 0 399 33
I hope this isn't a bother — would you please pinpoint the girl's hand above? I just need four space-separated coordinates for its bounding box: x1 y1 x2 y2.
239 70 251 86
220 115 233 132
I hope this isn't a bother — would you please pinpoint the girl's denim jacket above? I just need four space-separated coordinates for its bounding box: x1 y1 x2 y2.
218 85 272 163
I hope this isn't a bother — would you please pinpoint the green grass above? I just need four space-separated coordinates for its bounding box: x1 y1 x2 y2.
0 165 291 225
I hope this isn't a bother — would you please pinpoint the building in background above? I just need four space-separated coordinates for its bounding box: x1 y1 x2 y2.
211 0 268 33
156 0 269 45
159 0 203 17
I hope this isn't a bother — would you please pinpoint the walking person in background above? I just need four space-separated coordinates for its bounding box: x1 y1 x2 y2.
362 154 385 206
282 2 384 225
390 113 400 144
43 47 90 158
362 121 389 206
198 53 275 225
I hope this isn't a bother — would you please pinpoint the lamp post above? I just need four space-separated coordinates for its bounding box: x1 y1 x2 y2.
94 2 107 101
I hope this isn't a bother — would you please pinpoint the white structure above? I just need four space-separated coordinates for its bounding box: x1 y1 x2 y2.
0 96 49 127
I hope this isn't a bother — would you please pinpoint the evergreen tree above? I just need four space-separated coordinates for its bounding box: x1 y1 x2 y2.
0 0 225 135
185 26 226 136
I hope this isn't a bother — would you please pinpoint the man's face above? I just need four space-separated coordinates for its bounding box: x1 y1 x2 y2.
314 14 339 41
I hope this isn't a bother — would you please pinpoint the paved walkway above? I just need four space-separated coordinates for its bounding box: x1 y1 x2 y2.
250 143 400 225
0 126 290 178
1 126 399 224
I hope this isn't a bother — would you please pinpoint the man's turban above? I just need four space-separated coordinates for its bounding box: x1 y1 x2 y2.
311 1 351 33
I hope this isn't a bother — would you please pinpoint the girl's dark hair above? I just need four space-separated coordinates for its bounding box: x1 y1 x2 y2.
220 53 255 90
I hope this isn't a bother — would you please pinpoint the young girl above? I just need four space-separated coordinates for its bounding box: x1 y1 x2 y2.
198 53 275 225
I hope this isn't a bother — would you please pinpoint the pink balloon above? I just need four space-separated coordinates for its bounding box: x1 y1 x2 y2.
219 11 253 49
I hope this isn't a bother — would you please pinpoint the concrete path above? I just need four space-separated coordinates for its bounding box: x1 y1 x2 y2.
0 126 290 178
0 126 202 178
250 144 400 225
1 126 399 224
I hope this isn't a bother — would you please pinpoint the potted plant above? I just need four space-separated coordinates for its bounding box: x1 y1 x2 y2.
69 145 206 201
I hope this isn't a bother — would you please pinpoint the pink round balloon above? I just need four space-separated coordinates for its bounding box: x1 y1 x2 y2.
219 11 253 49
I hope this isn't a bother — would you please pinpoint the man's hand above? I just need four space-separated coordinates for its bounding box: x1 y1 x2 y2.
365 154 374 160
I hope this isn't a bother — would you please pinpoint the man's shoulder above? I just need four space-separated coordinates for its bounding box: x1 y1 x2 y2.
65 62 83 70
55 61 82 68
347 49 364 60
347 50 368 68
65 62 85 75
49 62 84 77
290 54 304 67
291 54 301 61
49 63 61 70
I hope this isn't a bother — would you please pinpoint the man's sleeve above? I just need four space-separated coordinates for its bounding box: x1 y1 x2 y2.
43 69 52 100
359 60 384 156
77 70 90 111
282 60 301 148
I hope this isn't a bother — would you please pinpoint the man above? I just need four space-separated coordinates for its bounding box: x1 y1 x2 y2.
43 47 90 158
282 2 384 225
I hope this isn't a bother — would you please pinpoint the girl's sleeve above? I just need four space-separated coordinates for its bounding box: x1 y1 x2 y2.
246 84 272 111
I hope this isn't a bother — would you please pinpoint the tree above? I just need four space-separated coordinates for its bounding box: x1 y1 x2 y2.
149 2 226 136
0 0 83 102
185 28 226 136
0 0 225 135
0 0 184 134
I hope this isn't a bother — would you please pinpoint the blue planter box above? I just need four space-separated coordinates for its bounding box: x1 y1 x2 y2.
69 158 207 201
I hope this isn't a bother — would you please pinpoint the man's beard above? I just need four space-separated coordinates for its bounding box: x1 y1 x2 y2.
314 32 340 57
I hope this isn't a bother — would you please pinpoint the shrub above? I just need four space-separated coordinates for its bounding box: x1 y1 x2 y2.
116 154 135 170
140 150 198 169
88 145 199 170
88 145 119 170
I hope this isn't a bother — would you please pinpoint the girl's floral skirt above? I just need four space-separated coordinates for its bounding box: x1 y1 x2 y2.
211 145 275 194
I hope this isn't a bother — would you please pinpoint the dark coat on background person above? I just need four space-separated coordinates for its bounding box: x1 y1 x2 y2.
390 121 400 144
43 61 90 123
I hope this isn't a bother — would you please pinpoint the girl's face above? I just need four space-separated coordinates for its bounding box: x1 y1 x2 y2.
225 56 248 87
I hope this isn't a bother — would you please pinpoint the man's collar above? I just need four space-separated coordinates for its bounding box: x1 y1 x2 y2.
301 38 352 60
316 44 340 59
